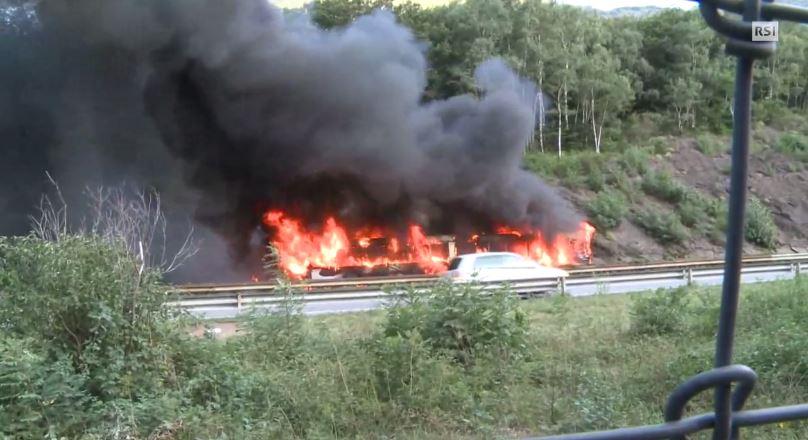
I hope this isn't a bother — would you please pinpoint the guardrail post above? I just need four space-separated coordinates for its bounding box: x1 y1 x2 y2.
794 263 802 278
686 268 694 286
237 294 243 312
558 276 566 295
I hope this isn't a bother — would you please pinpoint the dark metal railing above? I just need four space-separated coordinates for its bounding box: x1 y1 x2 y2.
526 1 808 439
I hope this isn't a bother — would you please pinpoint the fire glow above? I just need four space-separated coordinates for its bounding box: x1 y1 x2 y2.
262 210 595 279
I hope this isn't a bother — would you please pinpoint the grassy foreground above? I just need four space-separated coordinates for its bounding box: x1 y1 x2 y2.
2 236 807 439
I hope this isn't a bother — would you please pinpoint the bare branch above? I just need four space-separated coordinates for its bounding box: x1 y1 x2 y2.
30 177 199 275
30 171 68 242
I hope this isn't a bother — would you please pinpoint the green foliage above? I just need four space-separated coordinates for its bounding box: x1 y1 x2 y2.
677 193 709 229
776 132 808 160
240 285 309 364
629 287 690 337
634 209 689 244
641 170 686 203
0 337 91 437
650 136 674 155
745 197 778 249
4 234 808 438
675 190 726 244
384 282 528 366
585 190 628 230
618 147 650 176
0 236 193 438
695 134 726 156
306 0 807 152
523 152 607 190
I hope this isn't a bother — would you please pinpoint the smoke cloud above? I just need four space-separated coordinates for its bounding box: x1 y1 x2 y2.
1 0 580 282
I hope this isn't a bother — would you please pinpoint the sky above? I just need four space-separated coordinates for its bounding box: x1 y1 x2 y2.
557 0 696 10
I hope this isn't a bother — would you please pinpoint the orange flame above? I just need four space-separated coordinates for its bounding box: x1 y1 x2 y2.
470 221 595 267
262 210 595 279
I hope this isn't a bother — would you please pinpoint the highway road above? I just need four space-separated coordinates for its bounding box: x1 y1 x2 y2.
181 264 799 320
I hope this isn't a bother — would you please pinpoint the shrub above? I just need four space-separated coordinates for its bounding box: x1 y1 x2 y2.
775 132 808 160
239 285 309 364
384 282 528 366
676 191 722 238
0 338 92 438
634 209 689 244
695 134 726 156
585 190 628 230
522 153 555 177
745 197 778 249
650 136 672 155
629 287 691 337
0 235 194 438
641 170 686 203
606 168 637 200
586 167 606 191
618 147 650 176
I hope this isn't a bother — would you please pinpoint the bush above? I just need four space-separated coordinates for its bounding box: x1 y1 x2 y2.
618 147 650 176
675 191 724 240
239 285 309 364
745 197 778 249
0 236 194 438
634 209 689 244
641 170 686 203
695 134 726 156
0 337 92 438
585 190 628 230
650 136 673 155
677 193 710 229
384 282 528 366
586 167 606 191
629 287 691 337
606 168 637 200
776 132 808 160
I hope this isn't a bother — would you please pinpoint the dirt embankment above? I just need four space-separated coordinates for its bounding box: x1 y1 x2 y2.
574 137 808 265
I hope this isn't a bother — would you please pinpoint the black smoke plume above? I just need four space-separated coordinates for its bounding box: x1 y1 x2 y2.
0 0 581 282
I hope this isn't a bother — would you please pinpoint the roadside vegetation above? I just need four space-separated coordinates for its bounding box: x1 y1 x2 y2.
524 144 785 252
2 234 807 439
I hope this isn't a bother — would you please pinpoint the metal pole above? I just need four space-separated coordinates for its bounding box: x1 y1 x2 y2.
713 2 758 438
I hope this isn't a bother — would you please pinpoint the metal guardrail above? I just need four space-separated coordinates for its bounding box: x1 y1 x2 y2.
167 256 807 312
168 252 808 296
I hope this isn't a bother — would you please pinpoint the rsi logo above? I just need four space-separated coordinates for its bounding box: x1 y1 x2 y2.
752 21 779 42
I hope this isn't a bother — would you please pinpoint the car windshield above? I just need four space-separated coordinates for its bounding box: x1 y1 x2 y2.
473 254 527 269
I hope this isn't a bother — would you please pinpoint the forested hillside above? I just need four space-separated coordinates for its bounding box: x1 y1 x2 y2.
304 0 808 261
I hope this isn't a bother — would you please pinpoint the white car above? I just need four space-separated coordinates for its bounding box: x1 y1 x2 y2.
440 252 569 283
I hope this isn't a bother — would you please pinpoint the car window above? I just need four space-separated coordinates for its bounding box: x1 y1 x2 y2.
447 257 462 270
501 255 530 267
474 255 506 269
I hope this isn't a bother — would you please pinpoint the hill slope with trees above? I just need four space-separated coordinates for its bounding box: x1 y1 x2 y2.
304 0 808 262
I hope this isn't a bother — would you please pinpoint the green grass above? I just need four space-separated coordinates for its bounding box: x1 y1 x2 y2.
776 131 808 161
695 133 727 156
201 279 808 439
3 235 808 438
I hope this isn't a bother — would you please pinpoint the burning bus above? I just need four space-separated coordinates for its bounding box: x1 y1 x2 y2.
262 210 594 280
